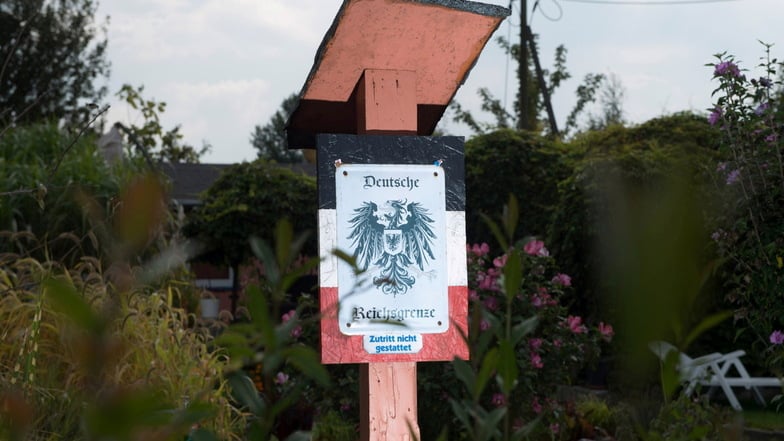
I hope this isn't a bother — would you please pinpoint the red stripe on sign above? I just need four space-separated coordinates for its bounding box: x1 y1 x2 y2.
320 285 468 364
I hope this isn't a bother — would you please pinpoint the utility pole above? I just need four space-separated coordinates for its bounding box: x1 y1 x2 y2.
518 0 529 130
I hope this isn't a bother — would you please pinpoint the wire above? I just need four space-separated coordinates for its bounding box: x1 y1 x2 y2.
560 0 742 4
536 0 564 21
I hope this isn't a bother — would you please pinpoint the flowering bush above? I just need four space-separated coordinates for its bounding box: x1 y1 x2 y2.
442 237 611 440
706 43 784 365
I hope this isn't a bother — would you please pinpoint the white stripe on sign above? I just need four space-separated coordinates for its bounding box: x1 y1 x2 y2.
446 211 468 286
318 209 338 288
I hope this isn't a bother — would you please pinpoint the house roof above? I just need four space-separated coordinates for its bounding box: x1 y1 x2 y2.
161 162 317 205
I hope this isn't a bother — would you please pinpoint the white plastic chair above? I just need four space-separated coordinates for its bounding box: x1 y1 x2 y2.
649 341 783 411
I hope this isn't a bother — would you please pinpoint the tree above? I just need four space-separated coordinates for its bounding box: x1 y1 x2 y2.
0 0 109 126
115 84 210 164
0 122 125 262
183 160 317 310
250 94 304 163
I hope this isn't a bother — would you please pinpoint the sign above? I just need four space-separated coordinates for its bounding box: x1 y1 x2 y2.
363 333 423 354
335 163 448 335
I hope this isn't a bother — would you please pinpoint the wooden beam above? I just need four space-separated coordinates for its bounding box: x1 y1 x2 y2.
357 69 420 441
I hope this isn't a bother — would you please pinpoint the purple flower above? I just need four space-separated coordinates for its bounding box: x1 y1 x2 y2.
771 330 784 345
532 397 542 414
714 61 740 77
274 372 289 385
759 77 772 88
766 133 778 144
491 393 506 407
726 169 741 185
480 319 491 331
755 102 769 116
716 162 727 172
708 108 722 126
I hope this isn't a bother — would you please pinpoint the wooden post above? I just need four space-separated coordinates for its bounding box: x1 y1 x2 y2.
356 69 420 441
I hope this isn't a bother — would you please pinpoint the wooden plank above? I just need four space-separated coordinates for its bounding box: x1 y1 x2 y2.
357 69 420 441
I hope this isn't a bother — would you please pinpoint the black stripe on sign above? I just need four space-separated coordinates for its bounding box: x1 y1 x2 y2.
316 134 465 211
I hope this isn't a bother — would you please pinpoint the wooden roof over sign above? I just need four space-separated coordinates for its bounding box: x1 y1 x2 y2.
285 0 510 149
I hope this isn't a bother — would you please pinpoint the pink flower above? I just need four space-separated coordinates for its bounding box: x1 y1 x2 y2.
531 397 542 414
274 372 289 385
549 423 560 435
531 294 543 308
523 239 549 257
493 254 508 268
290 325 303 339
599 322 614 342
491 393 506 407
478 272 497 290
282 309 296 323
530 352 544 369
483 296 499 312
770 330 784 345
567 315 587 334
553 338 562 348
469 289 479 301
480 319 491 331
529 338 543 351
468 243 491 257
551 273 572 287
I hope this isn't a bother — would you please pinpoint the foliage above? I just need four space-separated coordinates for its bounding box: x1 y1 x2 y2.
115 84 210 164
184 159 317 269
0 0 109 127
421 196 609 441
250 94 304 163
464 129 572 247
0 255 243 440
645 394 737 441
0 122 127 262
705 44 784 368
449 37 617 138
213 220 330 440
547 112 720 322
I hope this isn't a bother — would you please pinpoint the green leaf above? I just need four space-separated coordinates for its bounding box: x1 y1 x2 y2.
475 348 499 400
477 407 506 441
43 278 103 333
452 359 476 395
274 219 294 270
282 345 330 387
250 236 280 285
682 310 732 349
480 212 509 251
496 339 518 394
245 285 276 349
502 193 519 241
503 251 522 302
511 416 542 441
228 372 265 415
283 431 312 441
511 316 538 345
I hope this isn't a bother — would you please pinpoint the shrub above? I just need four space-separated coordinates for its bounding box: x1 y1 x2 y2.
0 254 243 440
705 44 784 366
464 129 572 246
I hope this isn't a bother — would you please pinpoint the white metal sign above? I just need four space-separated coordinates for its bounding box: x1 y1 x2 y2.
335 164 448 335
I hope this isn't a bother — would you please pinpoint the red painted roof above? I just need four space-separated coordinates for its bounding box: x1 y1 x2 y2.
286 0 509 148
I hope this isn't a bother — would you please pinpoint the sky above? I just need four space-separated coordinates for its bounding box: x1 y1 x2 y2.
96 0 784 164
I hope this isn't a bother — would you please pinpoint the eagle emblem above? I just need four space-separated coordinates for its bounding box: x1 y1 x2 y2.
347 199 436 296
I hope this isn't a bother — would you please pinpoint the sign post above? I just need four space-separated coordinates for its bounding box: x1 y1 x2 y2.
285 1 509 439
